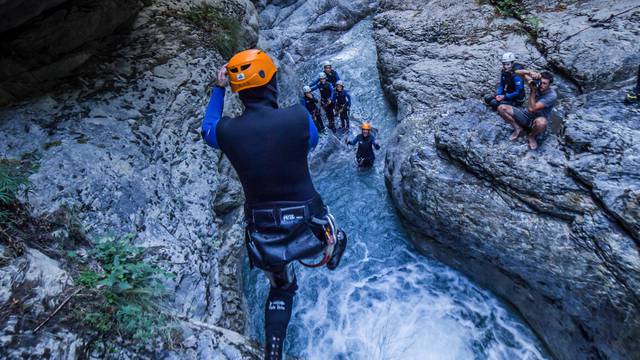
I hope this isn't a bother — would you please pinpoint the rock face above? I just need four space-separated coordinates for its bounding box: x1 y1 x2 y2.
0 0 261 358
0 0 144 106
377 0 640 359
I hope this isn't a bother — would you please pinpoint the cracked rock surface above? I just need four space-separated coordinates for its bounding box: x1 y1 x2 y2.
377 0 640 359
0 0 261 358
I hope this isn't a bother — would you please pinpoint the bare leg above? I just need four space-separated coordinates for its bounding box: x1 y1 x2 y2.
498 105 523 140
528 117 548 150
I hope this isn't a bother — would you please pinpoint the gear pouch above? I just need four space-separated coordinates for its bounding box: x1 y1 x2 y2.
245 206 326 272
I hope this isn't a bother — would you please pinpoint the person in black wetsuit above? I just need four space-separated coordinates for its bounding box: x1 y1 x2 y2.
310 72 336 132
626 65 639 104
332 80 352 130
201 49 347 360
300 85 324 132
346 122 380 168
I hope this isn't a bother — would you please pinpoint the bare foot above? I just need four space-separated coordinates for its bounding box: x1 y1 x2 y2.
509 129 522 141
528 136 538 150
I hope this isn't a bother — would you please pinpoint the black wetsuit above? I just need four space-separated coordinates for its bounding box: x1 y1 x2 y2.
202 77 322 360
311 81 336 131
301 94 324 131
348 133 380 168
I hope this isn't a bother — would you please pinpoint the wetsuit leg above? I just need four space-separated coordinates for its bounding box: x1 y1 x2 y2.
340 108 349 129
324 103 336 131
313 110 325 131
264 263 297 360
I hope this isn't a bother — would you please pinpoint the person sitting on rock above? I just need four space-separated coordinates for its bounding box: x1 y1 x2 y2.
310 72 336 132
625 64 639 104
497 70 557 150
309 60 341 86
332 80 352 130
201 49 347 360
346 122 380 168
484 52 525 110
301 85 325 132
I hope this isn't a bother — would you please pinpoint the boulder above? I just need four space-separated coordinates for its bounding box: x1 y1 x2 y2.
377 0 640 358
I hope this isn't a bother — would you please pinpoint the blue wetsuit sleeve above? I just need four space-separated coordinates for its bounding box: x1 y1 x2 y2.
307 113 318 150
496 78 505 96
372 135 381 150
347 135 358 145
329 84 335 100
346 91 352 107
334 70 341 82
202 86 225 149
505 75 524 100
331 91 337 104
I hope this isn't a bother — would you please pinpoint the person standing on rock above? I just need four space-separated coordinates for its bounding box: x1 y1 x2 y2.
497 70 557 150
201 49 347 360
332 80 352 131
310 72 337 132
484 52 525 110
301 85 325 132
346 122 380 168
309 60 341 86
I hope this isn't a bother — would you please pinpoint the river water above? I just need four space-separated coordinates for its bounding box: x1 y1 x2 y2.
242 10 548 360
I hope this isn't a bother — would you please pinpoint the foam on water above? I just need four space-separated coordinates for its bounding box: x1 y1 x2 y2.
244 17 549 360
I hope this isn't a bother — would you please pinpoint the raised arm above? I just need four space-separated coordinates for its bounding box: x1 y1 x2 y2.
202 86 225 149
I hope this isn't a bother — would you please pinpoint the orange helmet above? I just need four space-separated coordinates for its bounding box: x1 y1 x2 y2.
226 49 277 93
361 122 372 130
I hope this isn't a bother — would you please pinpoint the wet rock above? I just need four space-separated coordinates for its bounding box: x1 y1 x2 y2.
0 0 260 357
377 0 640 359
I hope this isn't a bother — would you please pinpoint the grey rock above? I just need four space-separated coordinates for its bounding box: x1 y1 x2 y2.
0 0 144 105
377 0 640 359
0 0 260 358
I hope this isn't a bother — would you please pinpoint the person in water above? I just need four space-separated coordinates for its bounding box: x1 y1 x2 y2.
310 72 336 132
484 52 525 110
332 80 352 130
497 69 557 150
346 122 380 168
309 60 341 86
626 65 639 104
301 85 324 132
201 49 347 360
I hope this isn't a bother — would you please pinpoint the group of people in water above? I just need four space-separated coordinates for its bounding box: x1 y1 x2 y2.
300 60 381 168
201 49 639 360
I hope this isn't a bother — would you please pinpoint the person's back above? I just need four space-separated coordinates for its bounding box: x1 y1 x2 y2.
216 84 318 204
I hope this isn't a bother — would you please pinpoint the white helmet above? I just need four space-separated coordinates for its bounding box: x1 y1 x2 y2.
336 80 344 87
303 85 311 93
322 60 332 67
502 52 516 63
318 72 327 79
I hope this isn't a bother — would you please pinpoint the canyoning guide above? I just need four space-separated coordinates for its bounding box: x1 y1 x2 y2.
201 49 347 360
346 122 380 168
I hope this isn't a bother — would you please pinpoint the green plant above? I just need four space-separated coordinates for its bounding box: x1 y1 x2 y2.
0 157 35 224
181 4 243 58
493 0 524 17
75 235 176 345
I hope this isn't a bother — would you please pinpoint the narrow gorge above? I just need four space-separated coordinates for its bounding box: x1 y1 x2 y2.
0 0 638 359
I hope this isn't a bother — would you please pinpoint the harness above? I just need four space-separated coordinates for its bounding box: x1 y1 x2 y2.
244 196 337 270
